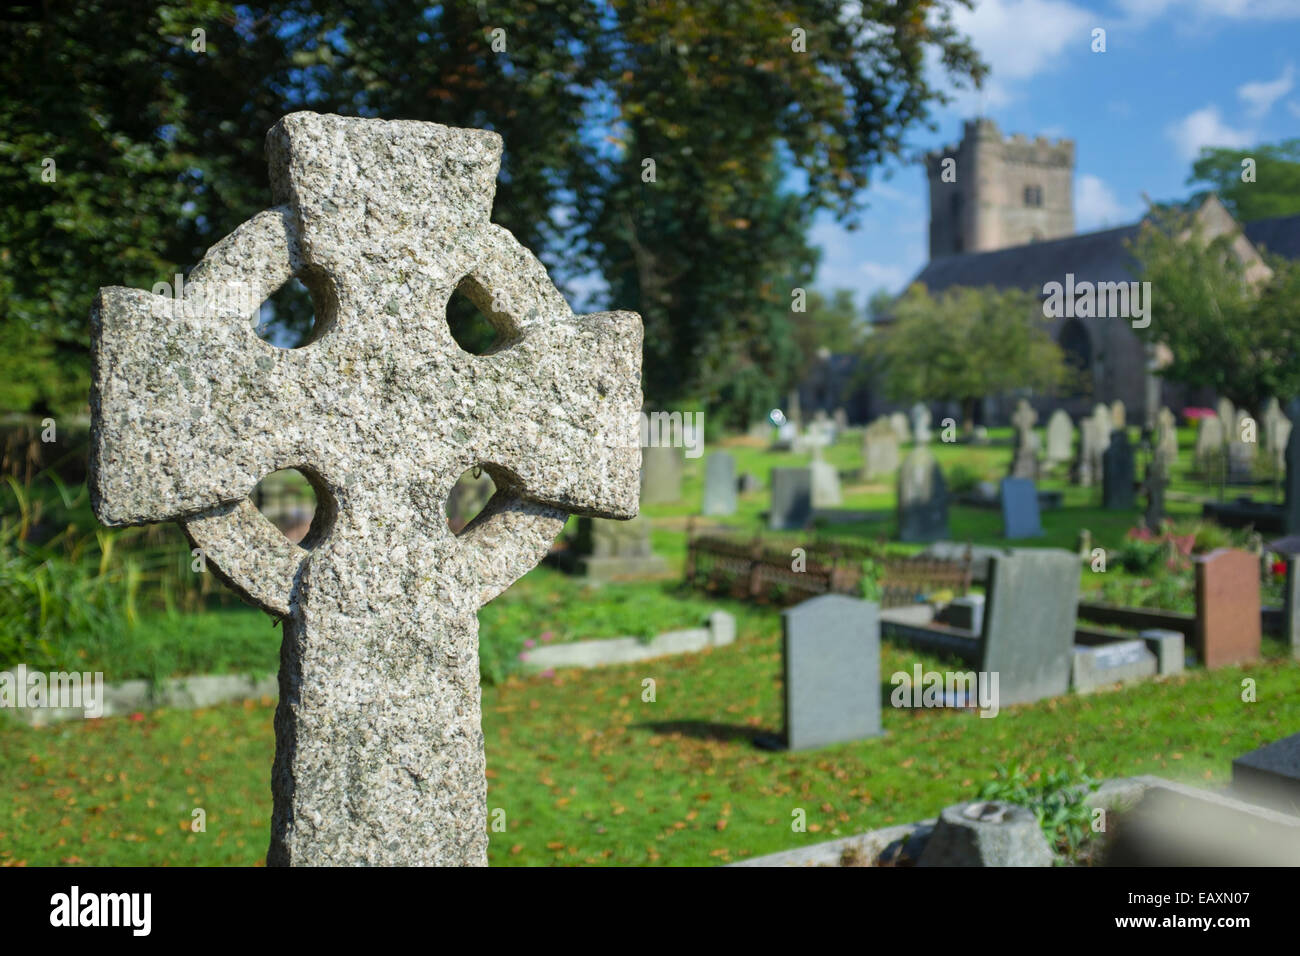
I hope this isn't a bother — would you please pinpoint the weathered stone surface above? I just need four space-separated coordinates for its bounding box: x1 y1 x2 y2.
89 112 643 866
769 468 813 530
897 447 949 543
981 548 1079 706
782 595 881 751
1194 548 1261 669
917 801 1054 867
701 451 737 516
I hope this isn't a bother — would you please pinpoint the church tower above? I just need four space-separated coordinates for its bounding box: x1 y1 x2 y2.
924 118 1075 258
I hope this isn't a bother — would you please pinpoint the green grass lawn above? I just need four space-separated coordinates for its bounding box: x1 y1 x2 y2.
4 601 1296 866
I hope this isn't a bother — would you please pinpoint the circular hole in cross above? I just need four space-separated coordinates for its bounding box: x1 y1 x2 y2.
253 468 318 546
445 465 497 534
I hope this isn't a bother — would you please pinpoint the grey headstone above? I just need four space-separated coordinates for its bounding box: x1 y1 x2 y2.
1139 628 1185 675
769 468 813 530
701 451 737 516
1071 640 1157 693
640 444 683 505
1195 414 1226 473
1228 409 1257 481
918 801 1054 867
782 595 881 750
87 111 642 866
1154 406 1178 474
810 447 842 507
1111 399 1126 429
568 515 667 580
981 548 1080 706
942 593 985 634
910 402 932 444
1000 477 1043 539
1008 400 1040 480
860 417 900 480
1102 429 1136 510
737 471 762 494
1232 732 1300 814
889 411 911 444
1045 409 1073 464
897 447 949 543
1264 398 1292 471
1217 397 1236 434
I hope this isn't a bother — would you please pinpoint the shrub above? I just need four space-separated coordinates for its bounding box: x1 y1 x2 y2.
977 764 1100 865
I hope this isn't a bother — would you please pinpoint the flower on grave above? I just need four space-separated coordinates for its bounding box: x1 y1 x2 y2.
524 638 536 648
540 669 555 679
540 631 554 643
1273 560 1288 578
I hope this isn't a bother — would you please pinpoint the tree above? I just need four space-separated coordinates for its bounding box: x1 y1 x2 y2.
1187 140 1300 222
791 288 864 378
1130 208 1300 415
865 284 1069 426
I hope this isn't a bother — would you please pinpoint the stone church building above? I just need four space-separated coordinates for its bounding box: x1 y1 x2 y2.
805 118 1300 428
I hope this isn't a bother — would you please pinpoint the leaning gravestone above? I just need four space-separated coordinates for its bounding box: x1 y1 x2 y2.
781 594 881 750
640 444 683 505
87 112 643 866
980 549 1080 707
1000 477 1043 539
860 417 900 480
897 447 949 543
769 468 813 530
1044 409 1073 465
1102 429 1136 510
701 451 737 516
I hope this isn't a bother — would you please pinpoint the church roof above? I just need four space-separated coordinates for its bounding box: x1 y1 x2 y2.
1244 213 1300 260
905 211 1300 296
906 223 1142 295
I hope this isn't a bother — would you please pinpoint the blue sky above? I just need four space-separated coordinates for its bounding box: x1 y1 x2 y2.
811 0 1300 308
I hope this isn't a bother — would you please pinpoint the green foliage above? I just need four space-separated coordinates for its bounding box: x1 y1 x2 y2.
1112 535 1168 575
859 557 882 602
945 462 982 494
791 288 865 380
977 764 1100 864
1187 140 1300 222
866 284 1069 423
1131 206 1300 413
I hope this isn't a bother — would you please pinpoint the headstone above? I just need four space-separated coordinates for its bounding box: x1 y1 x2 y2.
910 403 932 445
918 801 1053 867
1044 409 1073 465
1285 557 1300 658
771 420 797 450
1232 732 1300 814
1153 406 1178 474
701 452 737 516
1102 429 1135 509
1193 548 1261 669
86 111 643 866
1000 477 1043 539
1227 409 1257 481
1217 397 1236 437
1143 460 1168 531
980 548 1080 706
810 409 837 445
769 468 813 530
1071 640 1157 693
944 593 986 634
1074 416 1099 487
568 516 668 580
781 595 881 750
1139 628 1185 676
1009 399 1039 480
809 446 842 507
737 471 762 494
1264 398 1292 471
833 407 849 431
1195 414 1226 473
897 447 949 543
788 389 803 430
640 444 683 505
889 411 911 444
1111 399 1126 429
860 417 900 480
1286 397 1300 534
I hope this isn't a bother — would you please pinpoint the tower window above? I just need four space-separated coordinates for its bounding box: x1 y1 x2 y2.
1024 185 1043 207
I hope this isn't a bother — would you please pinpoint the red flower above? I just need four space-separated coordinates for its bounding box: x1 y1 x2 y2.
1273 560 1288 578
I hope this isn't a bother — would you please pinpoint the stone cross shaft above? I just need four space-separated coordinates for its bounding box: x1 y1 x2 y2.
88 112 643 865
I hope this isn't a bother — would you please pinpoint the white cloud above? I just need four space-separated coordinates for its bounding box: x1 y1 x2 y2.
1075 174 1137 231
1238 64 1294 118
1166 106 1253 161
856 261 909 291
1118 0 1300 21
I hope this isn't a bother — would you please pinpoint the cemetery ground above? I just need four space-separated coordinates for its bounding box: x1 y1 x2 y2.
2 425 1297 865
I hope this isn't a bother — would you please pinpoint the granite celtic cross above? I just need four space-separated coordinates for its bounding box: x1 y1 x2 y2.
88 112 643 865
